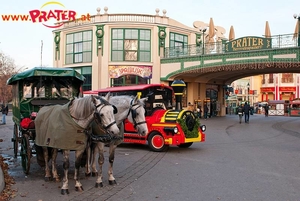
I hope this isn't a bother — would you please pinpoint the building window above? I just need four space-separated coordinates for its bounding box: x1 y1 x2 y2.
268 73 274 83
282 73 293 83
169 33 188 56
66 31 92 64
111 75 149 87
74 66 92 91
111 29 151 62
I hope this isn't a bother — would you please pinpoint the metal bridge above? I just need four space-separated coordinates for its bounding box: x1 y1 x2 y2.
161 33 300 85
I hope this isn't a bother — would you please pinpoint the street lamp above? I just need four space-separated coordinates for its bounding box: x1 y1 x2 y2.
199 28 207 55
247 83 250 103
293 13 300 47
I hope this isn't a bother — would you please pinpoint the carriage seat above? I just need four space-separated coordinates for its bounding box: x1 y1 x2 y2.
20 112 37 130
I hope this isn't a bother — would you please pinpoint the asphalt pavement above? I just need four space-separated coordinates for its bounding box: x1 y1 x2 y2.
1 113 300 200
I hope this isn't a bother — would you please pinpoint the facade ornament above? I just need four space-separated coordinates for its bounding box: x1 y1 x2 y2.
95 25 105 55
158 26 166 55
54 31 61 60
96 7 101 15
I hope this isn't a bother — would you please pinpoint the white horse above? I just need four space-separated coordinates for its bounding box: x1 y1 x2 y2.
85 95 148 187
35 93 120 195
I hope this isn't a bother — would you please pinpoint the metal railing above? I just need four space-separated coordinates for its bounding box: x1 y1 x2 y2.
163 33 299 59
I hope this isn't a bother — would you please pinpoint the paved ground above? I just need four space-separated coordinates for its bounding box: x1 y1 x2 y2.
1 113 300 201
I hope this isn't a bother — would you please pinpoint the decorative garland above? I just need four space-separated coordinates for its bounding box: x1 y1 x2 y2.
177 118 200 138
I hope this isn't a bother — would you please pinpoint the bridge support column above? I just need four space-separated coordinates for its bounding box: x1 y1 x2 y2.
218 86 226 117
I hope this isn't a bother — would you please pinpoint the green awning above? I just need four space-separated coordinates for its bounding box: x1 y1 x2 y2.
7 67 85 85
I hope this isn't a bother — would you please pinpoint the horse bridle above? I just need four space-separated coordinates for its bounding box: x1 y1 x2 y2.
127 99 147 129
93 98 117 130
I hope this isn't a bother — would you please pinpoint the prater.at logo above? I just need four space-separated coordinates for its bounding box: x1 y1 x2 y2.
29 1 88 28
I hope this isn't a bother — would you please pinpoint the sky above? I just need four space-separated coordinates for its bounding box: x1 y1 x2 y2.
0 0 300 70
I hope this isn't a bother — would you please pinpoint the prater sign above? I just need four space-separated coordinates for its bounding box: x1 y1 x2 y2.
225 36 272 52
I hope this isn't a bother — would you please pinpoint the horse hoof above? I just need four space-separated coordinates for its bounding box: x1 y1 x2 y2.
92 172 98 177
85 172 91 177
61 189 69 195
75 186 84 192
44 177 52 182
109 180 117 185
95 182 103 188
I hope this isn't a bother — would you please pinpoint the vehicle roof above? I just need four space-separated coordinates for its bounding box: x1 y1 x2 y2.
7 67 85 85
83 84 173 94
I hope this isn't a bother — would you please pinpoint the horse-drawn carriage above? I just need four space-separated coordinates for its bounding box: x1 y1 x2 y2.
7 67 85 174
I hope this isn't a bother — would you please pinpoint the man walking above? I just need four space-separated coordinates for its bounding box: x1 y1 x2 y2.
243 102 251 123
1 104 8 125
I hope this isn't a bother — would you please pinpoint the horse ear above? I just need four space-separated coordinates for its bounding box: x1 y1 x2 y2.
104 92 111 101
133 95 138 103
91 95 97 104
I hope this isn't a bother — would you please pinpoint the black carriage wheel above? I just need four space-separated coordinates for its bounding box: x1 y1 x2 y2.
13 124 19 158
148 132 168 152
35 144 45 167
21 134 31 175
177 142 193 148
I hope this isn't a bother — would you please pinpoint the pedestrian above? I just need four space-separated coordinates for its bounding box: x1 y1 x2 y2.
197 106 202 118
204 104 209 120
264 103 269 117
187 102 194 111
243 102 251 123
236 105 244 124
1 104 8 125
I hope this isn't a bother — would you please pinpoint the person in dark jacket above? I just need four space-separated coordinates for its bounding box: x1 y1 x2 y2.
243 102 251 123
1 104 8 125
204 104 209 120
264 103 269 117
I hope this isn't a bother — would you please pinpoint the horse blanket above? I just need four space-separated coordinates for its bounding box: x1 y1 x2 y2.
35 101 87 150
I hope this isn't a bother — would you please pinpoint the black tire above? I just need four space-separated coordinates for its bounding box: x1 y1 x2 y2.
13 124 19 158
21 134 31 175
148 132 168 152
177 142 193 148
35 144 45 167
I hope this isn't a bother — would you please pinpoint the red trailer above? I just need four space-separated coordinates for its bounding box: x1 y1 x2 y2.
84 81 206 152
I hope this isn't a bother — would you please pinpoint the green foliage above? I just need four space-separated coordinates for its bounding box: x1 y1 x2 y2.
177 118 200 138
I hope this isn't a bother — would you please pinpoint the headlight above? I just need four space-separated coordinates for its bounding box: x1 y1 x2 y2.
200 125 206 132
173 127 178 134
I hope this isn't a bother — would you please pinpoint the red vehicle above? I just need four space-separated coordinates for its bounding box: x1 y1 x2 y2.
84 80 206 152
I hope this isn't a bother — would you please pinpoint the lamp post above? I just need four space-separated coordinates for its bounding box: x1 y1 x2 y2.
247 83 250 103
199 28 207 55
293 13 300 47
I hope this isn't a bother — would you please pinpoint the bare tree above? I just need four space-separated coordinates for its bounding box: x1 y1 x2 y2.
0 52 18 104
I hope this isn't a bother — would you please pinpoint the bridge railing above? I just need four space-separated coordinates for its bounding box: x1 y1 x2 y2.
163 33 298 59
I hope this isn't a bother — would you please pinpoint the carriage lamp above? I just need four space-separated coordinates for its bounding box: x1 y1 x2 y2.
200 125 206 132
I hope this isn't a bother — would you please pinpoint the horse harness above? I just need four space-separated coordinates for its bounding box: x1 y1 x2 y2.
90 97 146 143
127 98 147 129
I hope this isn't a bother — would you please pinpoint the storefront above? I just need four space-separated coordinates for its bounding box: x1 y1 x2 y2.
289 99 300 117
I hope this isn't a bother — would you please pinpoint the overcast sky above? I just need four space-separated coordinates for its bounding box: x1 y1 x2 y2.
0 0 299 70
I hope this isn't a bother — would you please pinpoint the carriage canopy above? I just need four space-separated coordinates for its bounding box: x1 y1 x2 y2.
7 67 85 85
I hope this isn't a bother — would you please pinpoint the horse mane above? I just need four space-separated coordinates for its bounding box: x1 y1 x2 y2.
70 96 95 118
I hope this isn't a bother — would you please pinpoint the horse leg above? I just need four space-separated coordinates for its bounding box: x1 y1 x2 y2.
51 148 60 182
95 142 105 188
42 147 52 181
61 150 70 195
74 149 85 192
85 141 92 177
91 142 100 177
108 144 118 185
